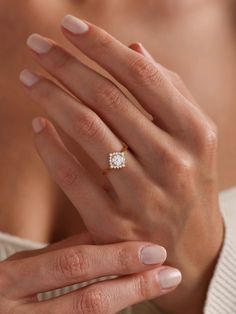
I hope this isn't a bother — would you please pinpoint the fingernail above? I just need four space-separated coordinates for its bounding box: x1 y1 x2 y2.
140 246 167 265
158 268 182 289
27 33 53 54
32 118 46 134
19 69 40 87
61 15 89 34
137 43 155 62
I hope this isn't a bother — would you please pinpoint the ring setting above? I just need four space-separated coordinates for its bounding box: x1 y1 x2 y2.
103 143 128 175
109 152 126 169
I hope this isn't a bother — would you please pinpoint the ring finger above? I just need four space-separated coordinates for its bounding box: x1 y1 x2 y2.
20 72 149 197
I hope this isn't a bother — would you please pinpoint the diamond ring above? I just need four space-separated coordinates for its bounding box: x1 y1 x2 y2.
103 143 128 175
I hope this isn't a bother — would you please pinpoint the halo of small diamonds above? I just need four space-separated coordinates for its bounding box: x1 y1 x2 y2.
109 152 126 169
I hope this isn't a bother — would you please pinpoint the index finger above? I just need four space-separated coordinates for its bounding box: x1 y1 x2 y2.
61 15 198 134
7 233 92 261
0 242 167 299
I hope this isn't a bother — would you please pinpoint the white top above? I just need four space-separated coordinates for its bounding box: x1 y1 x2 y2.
0 187 236 314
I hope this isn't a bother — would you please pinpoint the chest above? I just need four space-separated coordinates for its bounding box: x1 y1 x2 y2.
1 1 236 189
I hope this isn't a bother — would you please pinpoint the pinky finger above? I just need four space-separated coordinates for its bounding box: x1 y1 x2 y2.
129 43 197 104
22 267 182 314
32 117 114 236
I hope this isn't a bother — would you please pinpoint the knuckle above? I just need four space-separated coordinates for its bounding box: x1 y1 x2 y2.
157 146 195 186
151 144 189 181
116 246 135 272
94 83 123 112
134 273 150 300
174 155 194 176
72 112 104 140
57 164 80 187
47 48 72 71
93 30 113 50
53 248 89 282
128 56 161 86
77 288 109 314
173 157 195 193
201 120 218 152
158 142 194 176
34 80 54 100
172 155 196 195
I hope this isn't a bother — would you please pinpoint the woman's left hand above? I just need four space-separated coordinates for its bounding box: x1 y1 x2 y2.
20 15 224 313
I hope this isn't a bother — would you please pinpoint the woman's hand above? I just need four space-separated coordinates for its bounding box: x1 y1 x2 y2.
19 15 224 313
0 236 181 313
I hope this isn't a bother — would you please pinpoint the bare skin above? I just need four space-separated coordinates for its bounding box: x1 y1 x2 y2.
0 236 179 313
0 1 235 314
0 0 236 244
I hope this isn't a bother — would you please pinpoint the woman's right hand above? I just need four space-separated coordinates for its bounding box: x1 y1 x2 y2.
0 236 181 313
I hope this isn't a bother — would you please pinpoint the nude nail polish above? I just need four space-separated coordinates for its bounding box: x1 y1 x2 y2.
158 268 182 289
32 118 46 134
27 34 53 54
61 15 89 34
140 246 167 265
19 69 40 87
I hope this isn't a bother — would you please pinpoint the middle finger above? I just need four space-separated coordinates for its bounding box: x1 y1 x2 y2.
26 33 169 162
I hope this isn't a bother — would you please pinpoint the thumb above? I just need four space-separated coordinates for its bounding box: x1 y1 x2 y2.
129 42 197 104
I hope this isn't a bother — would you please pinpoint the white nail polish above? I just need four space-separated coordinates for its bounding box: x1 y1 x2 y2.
158 268 182 289
140 246 167 265
19 69 40 87
61 15 89 34
32 118 46 134
27 34 53 54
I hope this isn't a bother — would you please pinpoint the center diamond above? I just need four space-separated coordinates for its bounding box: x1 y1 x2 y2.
109 152 126 169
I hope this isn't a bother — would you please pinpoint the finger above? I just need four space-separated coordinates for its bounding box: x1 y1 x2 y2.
129 42 197 104
32 118 161 241
20 71 153 199
28 117 118 240
23 267 182 314
25 34 169 160
0 241 167 299
7 233 92 261
60 15 201 134
129 42 156 63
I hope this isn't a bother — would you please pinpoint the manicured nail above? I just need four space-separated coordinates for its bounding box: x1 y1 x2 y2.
19 69 40 87
61 15 89 34
158 268 182 289
32 118 46 134
140 246 167 265
27 34 53 54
